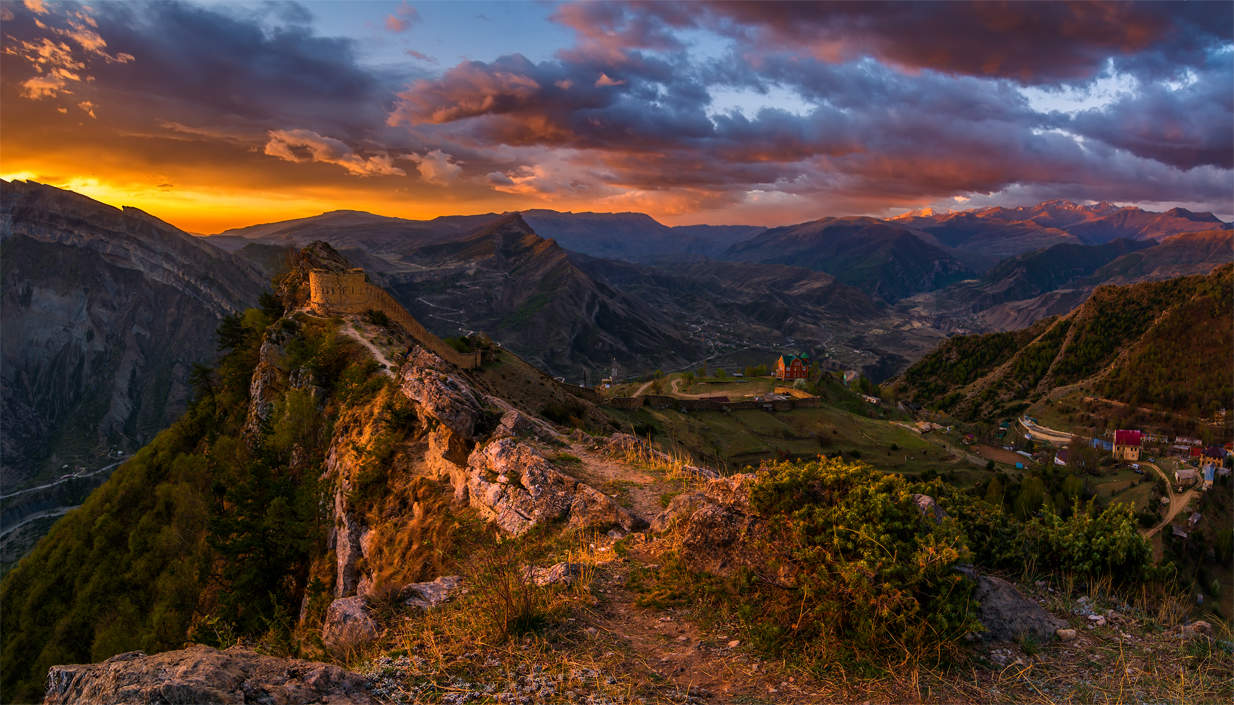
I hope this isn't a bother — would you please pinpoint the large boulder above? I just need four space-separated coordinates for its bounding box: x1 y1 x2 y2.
962 568 1065 642
321 596 378 650
466 437 645 535
43 645 378 705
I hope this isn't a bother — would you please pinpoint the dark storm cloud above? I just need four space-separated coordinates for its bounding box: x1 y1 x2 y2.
1068 51 1234 170
390 37 1231 212
612 0 1232 84
88 1 390 132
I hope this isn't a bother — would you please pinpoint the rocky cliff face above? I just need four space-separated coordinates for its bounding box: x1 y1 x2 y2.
0 181 265 552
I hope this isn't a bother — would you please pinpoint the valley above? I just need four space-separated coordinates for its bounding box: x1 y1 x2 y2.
2 184 1231 704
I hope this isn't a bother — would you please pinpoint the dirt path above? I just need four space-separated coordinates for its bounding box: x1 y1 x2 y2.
632 380 655 397
341 322 395 376
1142 461 1196 539
565 443 668 523
668 378 728 400
587 558 814 703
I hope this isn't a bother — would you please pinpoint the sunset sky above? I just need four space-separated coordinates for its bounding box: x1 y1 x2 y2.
2 0 1231 234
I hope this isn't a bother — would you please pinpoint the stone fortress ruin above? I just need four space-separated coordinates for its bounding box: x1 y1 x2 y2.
308 268 482 369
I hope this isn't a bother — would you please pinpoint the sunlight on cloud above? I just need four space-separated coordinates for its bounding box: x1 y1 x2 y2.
707 84 814 119
1020 62 1139 114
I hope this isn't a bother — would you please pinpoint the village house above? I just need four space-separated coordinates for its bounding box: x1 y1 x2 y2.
1112 429 1143 461
1175 466 1199 488
1200 445 1228 468
774 353 811 380
1201 463 1216 491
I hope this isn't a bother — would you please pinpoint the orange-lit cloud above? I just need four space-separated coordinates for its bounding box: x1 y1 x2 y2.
0 0 1230 236
263 129 406 177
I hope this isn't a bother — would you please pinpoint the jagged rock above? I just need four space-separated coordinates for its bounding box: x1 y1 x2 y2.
650 491 709 533
399 348 486 439
466 437 645 535
243 337 286 437
913 493 945 523
495 408 558 442
402 575 463 609
960 568 1065 642
332 491 366 597
322 596 378 650
523 562 585 587
42 645 377 705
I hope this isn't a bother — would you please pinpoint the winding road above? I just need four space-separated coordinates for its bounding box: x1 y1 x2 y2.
1140 460 1197 539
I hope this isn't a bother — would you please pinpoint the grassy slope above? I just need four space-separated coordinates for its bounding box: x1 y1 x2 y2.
894 265 1233 421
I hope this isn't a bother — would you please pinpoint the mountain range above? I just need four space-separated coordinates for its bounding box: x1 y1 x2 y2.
3 179 1230 492
0 181 265 491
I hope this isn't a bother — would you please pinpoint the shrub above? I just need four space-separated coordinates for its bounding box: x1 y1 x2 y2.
469 544 548 639
1022 500 1152 584
653 457 980 670
364 309 392 327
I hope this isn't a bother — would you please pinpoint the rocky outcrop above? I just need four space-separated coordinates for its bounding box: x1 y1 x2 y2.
322 597 379 650
398 348 486 439
42 645 378 705
913 493 946 524
465 437 644 535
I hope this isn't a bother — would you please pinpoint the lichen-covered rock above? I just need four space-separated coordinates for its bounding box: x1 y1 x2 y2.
398 348 485 439
402 575 463 609
322 596 378 650
494 408 559 442
650 491 709 533
42 645 378 705
466 437 644 535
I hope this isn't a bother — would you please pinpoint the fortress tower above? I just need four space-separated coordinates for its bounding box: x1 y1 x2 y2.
308 268 369 315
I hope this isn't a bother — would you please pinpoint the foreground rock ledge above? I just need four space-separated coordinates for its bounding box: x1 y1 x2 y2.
43 645 377 705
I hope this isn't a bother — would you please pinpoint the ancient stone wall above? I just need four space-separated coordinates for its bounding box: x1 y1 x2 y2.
309 269 481 369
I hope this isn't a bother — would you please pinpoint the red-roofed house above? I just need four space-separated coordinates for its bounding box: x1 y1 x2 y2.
1113 429 1144 462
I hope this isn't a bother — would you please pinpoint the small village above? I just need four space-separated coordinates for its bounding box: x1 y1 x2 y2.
597 349 1233 589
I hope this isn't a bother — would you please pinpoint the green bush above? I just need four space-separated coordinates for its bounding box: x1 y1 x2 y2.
1022 500 1152 583
654 458 980 671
